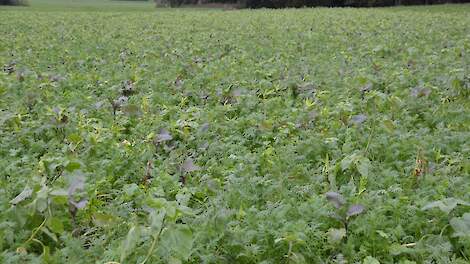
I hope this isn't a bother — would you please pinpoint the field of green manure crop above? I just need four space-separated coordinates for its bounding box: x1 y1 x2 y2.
0 3 469 263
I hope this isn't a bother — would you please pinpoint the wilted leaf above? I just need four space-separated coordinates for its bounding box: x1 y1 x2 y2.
326 192 345 209
10 187 33 205
347 204 365 217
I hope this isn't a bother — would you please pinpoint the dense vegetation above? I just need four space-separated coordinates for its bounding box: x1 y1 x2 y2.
242 0 468 8
1 2 469 263
155 0 468 8
0 0 27 6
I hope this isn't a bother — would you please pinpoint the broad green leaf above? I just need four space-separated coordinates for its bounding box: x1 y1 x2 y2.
363 256 380 264
450 213 470 237
160 225 193 260
41 226 58 243
150 209 165 231
356 157 371 178
341 154 355 171
120 225 141 262
328 228 346 243
65 160 81 172
422 198 470 214
47 217 64 234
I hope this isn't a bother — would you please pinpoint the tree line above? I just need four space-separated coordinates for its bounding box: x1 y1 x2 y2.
155 0 468 7
0 0 27 5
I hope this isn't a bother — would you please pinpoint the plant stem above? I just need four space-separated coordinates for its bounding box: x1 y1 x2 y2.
24 217 47 245
140 217 166 264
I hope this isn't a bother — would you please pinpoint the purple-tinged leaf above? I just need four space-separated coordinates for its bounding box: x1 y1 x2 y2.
411 87 431 98
182 158 200 173
68 176 85 197
71 199 88 209
155 128 173 143
114 96 129 107
326 192 345 209
347 204 365 217
350 114 367 125
52 107 61 115
360 83 372 93
199 123 210 133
